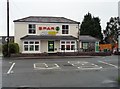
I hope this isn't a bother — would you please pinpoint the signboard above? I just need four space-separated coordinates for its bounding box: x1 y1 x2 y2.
41 31 57 36
39 27 55 30
39 26 60 36
48 31 57 35
38 26 60 32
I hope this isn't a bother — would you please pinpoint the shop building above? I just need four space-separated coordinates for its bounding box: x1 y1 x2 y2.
79 35 100 52
14 16 80 53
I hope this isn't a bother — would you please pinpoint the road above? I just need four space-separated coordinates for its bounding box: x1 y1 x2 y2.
1 55 119 87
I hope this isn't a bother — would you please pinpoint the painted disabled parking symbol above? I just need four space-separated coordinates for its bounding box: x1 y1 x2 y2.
68 61 102 70
33 63 60 70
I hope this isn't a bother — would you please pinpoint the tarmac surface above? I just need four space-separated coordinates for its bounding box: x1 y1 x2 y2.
1 55 119 88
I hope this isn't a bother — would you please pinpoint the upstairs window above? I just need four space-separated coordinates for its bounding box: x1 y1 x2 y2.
62 25 69 34
28 24 36 34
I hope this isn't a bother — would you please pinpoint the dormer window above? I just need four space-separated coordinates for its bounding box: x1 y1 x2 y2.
28 24 36 34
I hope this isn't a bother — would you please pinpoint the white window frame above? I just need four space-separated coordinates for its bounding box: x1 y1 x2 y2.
60 40 76 52
28 24 36 35
22 40 40 53
62 25 69 35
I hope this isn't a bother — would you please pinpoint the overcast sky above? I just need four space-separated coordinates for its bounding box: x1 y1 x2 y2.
0 0 119 36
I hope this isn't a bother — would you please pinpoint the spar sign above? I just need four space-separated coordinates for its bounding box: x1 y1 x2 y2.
38 26 60 32
39 26 60 35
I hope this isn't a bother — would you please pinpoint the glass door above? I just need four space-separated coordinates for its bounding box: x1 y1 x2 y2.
48 41 54 52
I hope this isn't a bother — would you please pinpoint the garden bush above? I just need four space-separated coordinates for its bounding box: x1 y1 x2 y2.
2 43 19 57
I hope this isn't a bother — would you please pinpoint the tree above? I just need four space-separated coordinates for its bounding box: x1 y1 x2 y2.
103 17 120 46
80 12 103 41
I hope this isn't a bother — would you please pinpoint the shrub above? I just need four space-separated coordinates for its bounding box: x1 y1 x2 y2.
2 43 19 57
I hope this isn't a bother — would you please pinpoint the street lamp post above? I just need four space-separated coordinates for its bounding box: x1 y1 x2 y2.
7 0 10 57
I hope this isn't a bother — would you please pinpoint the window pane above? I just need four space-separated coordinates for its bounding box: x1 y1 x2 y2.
66 25 69 29
66 45 70 50
71 41 75 44
71 45 75 50
66 41 70 44
24 45 28 51
35 45 39 51
30 41 34 44
35 41 39 44
61 45 65 50
29 24 32 28
29 24 35 28
29 29 32 33
62 25 65 29
29 45 34 51
32 24 35 28
24 41 28 44
83 43 88 49
61 41 65 44
62 30 65 34
66 30 68 34
32 30 36 34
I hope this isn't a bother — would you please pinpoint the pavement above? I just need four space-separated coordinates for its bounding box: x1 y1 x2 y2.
1 55 119 87
8 55 97 60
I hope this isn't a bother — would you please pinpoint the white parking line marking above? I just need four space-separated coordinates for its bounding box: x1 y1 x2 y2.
98 61 118 68
33 64 36 69
44 63 48 67
9 62 12 63
54 64 59 67
7 63 15 74
33 63 60 70
77 67 102 70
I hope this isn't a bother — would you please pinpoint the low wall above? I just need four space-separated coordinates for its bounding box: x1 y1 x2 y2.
10 52 112 57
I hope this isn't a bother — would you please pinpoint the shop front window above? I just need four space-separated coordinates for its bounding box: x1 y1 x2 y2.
23 41 40 52
60 40 76 51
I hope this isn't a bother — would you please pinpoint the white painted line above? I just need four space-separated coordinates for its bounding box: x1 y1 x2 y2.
54 64 59 68
77 67 102 70
44 63 48 68
7 63 15 74
68 61 75 66
82 64 84 65
33 64 36 69
98 61 118 68
94 65 98 67
9 62 12 63
71 64 75 66
35 67 57 70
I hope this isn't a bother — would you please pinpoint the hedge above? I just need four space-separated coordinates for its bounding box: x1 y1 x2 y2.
2 43 19 57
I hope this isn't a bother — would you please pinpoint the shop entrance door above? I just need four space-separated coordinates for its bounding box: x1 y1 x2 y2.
48 41 54 52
